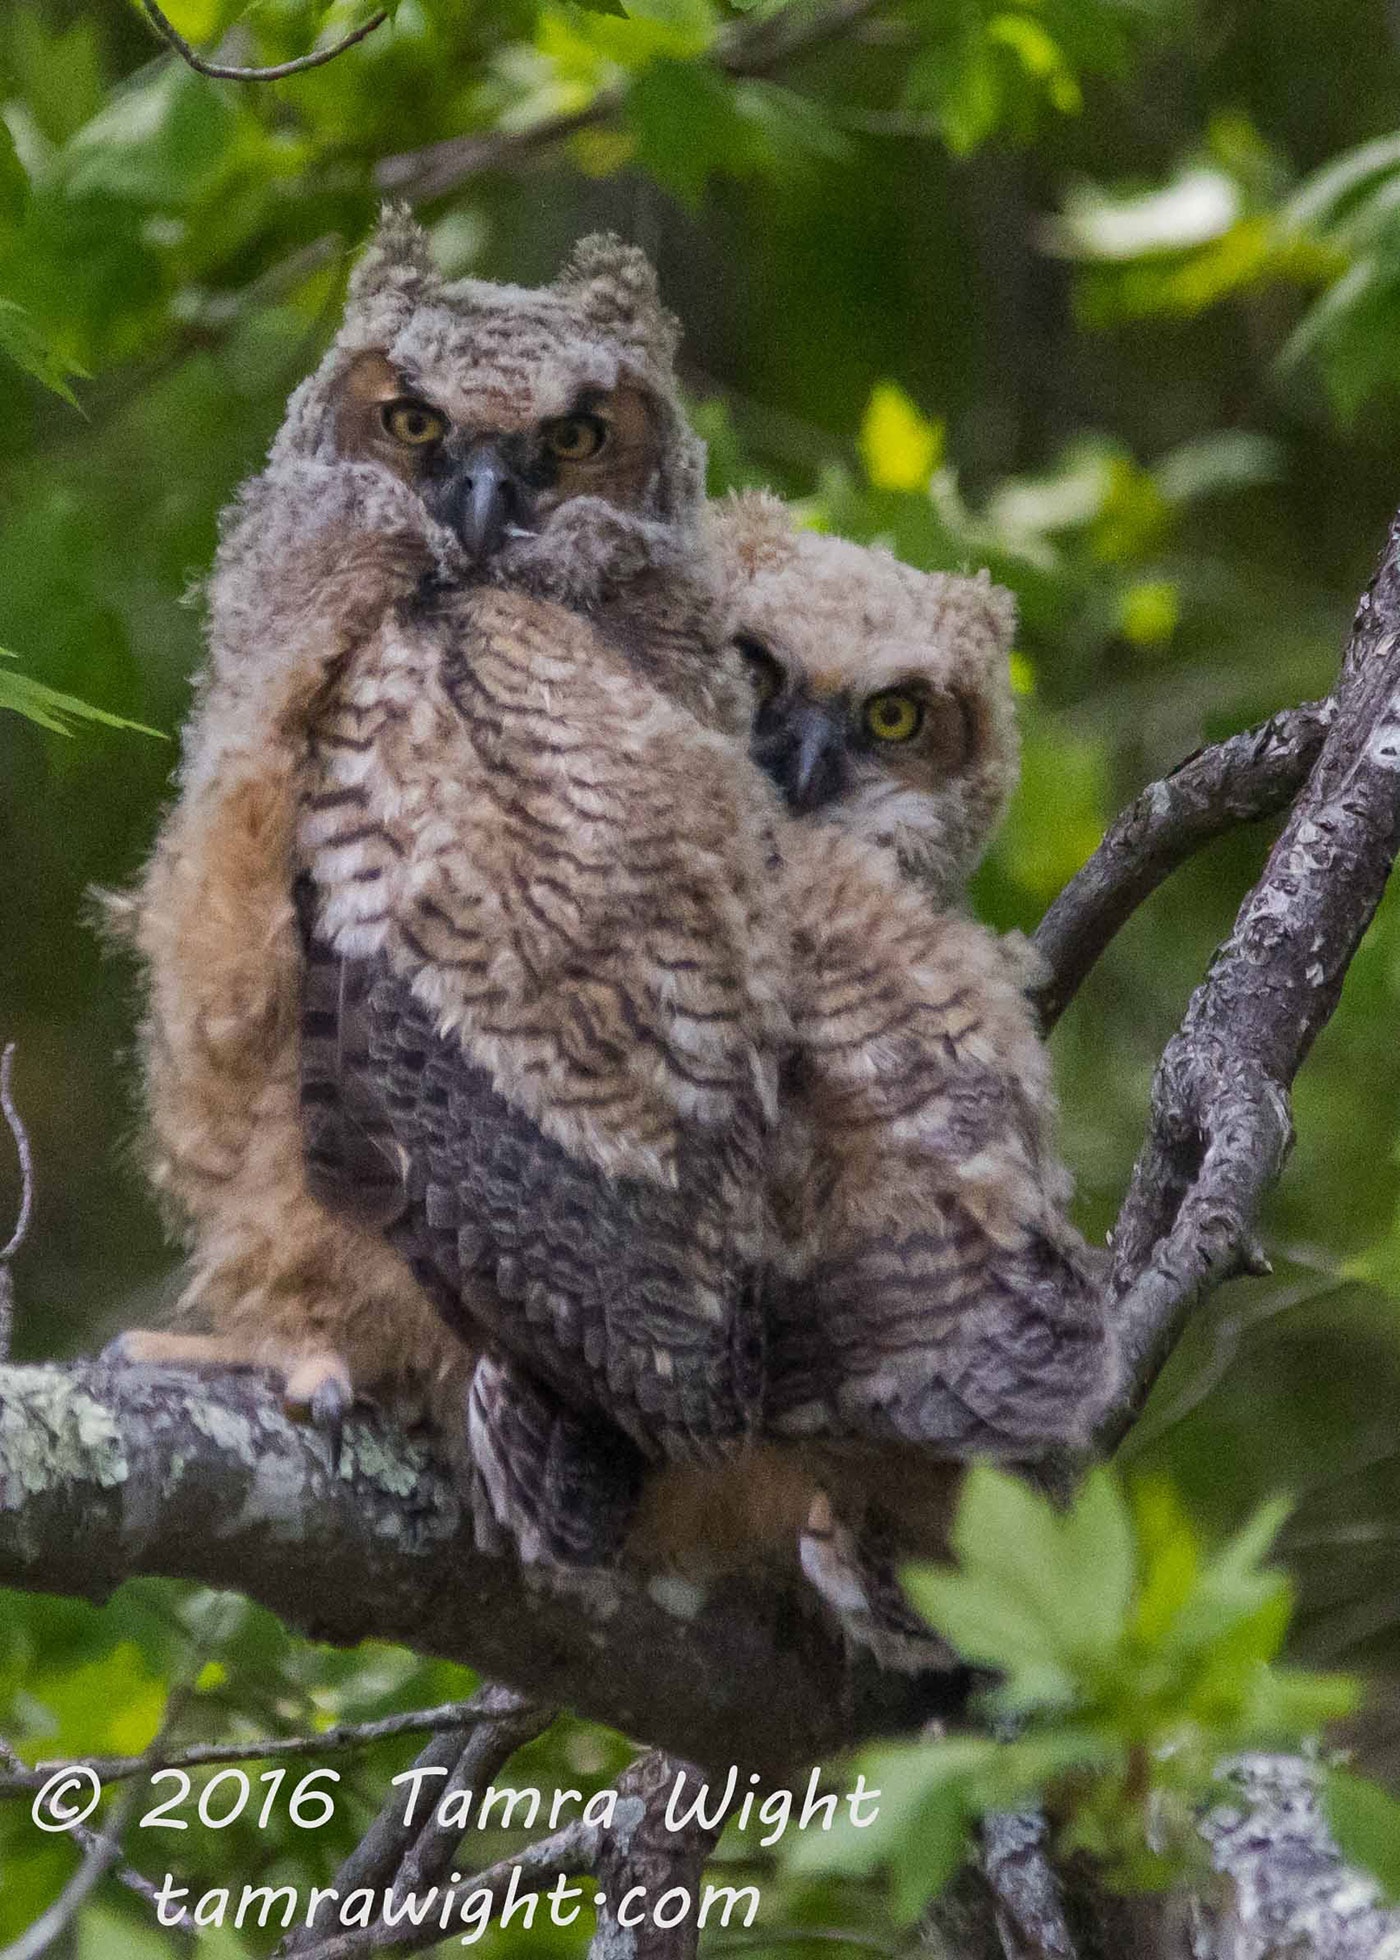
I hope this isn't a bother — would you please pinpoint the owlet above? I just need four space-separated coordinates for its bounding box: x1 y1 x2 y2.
629 497 1109 1648
110 214 788 1555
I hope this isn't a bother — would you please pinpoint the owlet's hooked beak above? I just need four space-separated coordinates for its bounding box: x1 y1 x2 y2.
436 438 534 562
751 697 849 815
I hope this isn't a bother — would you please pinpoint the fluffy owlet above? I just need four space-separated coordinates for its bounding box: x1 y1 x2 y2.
110 214 789 1555
629 497 1108 1643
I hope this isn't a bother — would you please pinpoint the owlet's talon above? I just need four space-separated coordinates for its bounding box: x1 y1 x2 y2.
282 1355 355 1469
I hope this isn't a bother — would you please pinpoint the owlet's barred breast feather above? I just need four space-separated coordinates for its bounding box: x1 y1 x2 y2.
109 213 790 1562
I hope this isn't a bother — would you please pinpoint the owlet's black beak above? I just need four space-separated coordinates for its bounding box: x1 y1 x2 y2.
442 438 532 562
751 698 849 815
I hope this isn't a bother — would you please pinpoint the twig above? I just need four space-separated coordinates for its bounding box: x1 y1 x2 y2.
383 1688 556 1902
376 0 885 200
1091 512 1400 1454
0 1047 33 1266
0 1783 145 1960
138 0 389 82
0 1043 34 1363
279 1684 555 1958
0 1681 205 1960
0 1738 192 1944
0 1695 534 1793
291 1819 601 1960
590 1750 724 1960
1032 701 1334 1032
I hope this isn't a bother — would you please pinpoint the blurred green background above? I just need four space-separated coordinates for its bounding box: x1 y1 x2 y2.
7 0 1400 1947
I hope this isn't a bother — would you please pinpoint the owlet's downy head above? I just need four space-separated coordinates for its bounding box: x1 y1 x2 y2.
263 206 705 603
710 491 1020 902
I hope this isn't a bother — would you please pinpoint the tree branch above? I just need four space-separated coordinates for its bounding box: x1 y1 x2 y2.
1092 512 1400 1453
374 0 884 201
1032 701 1335 1032
294 1822 602 1960
1195 1754 1400 1959
277 1685 557 1959
0 1739 194 1951
0 1361 957 1780
138 1 389 83
0 1697 532 1793
978 1813 1078 1960
591 1751 724 1960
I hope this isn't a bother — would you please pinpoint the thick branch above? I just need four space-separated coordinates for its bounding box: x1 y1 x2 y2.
1194 1755 1400 1959
1032 701 1334 1031
0 1361 956 1779
1094 513 1400 1451
375 0 883 200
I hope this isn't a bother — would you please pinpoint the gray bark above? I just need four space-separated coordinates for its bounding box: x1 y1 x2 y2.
0 1359 945 1779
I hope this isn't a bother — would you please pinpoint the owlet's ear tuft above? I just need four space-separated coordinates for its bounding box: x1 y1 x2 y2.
558 233 680 365
347 203 439 307
709 490 797 579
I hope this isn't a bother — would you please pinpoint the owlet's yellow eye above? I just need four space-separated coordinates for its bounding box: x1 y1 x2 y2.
863 690 924 743
543 414 608 462
382 400 447 447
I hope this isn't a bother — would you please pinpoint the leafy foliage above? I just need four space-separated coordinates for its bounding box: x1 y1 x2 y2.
785 1468 1358 1913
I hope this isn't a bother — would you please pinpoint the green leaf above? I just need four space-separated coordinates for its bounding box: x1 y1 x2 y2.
62 62 239 208
986 15 1081 115
1324 1770 1400 1901
784 1740 991 1920
0 651 164 739
944 1461 1130 1672
903 1566 1076 1706
1056 1466 1137 1658
0 301 86 406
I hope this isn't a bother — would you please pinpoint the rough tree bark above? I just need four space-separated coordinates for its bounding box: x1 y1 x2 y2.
0 1361 945 1780
7 514 1400 1955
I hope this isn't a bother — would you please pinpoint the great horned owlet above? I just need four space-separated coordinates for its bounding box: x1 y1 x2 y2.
110 213 788 1548
630 496 1108 1643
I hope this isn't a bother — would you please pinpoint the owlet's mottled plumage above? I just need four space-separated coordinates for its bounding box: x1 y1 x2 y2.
629 499 1109 1640
111 215 789 1546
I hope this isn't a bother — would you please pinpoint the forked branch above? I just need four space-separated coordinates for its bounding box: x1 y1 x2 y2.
1032 700 1335 1031
1091 511 1400 1450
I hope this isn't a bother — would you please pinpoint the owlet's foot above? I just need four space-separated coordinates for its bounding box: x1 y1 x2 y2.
799 1490 962 1678
102 1330 354 1464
